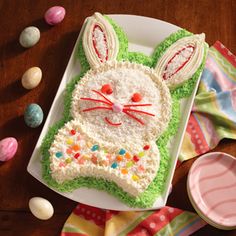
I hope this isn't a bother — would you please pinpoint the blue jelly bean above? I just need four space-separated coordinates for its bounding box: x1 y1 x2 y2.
91 144 99 151
55 152 63 158
119 149 126 155
111 162 118 169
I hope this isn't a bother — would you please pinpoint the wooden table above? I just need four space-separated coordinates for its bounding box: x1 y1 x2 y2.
0 1 235 235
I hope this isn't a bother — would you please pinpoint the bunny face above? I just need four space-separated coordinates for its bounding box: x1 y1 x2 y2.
71 61 171 152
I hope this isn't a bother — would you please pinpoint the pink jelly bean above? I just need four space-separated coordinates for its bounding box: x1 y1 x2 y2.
0 137 18 161
44 6 66 25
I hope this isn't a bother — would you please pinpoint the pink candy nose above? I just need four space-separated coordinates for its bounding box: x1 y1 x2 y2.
112 103 123 113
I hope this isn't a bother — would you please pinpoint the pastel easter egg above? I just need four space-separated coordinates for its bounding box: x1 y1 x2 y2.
24 103 44 128
29 197 54 220
0 137 18 162
44 6 66 25
19 26 40 48
21 67 42 89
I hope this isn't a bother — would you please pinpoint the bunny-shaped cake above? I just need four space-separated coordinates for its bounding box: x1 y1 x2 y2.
42 13 207 207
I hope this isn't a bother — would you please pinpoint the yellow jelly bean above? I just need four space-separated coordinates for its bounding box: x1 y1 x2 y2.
132 175 139 181
65 158 72 164
138 152 145 157
66 139 73 145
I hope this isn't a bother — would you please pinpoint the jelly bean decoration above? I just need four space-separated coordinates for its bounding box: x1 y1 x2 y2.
132 175 139 181
44 6 66 25
91 144 99 151
119 149 126 155
0 137 18 162
133 155 140 162
55 152 63 158
29 197 54 220
143 145 150 150
111 162 118 169
121 168 128 174
101 84 113 94
70 129 76 135
125 152 132 159
21 67 42 90
132 93 142 102
24 103 44 128
19 26 40 48
74 153 80 159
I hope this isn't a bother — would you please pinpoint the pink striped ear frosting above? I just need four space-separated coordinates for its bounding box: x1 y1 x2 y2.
188 152 236 229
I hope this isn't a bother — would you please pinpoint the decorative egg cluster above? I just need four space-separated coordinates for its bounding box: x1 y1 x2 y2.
52 128 151 182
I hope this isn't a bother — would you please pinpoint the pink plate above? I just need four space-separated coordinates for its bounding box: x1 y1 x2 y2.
187 152 236 230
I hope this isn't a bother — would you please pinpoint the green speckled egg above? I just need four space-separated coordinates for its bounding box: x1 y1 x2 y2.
24 103 43 128
19 26 40 48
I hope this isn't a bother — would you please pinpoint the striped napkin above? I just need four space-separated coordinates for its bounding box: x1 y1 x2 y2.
60 42 236 236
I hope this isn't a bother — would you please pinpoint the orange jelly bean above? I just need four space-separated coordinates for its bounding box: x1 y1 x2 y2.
125 152 132 159
121 169 128 174
116 155 123 162
72 144 80 151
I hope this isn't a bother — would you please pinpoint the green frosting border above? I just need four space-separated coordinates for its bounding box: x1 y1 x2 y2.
40 15 208 208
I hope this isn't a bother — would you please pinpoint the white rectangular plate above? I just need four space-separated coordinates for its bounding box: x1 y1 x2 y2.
27 14 201 211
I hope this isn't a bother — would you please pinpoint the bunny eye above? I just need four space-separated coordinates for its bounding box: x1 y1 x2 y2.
131 93 142 102
101 84 113 95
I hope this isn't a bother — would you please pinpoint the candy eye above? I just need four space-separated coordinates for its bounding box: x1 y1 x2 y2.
101 84 113 95
131 93 142 102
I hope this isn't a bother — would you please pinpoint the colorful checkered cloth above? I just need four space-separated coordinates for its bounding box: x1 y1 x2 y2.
61 42 236 236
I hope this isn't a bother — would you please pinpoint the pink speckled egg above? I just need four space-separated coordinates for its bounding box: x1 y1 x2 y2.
0 137 18 162
44 6 66 25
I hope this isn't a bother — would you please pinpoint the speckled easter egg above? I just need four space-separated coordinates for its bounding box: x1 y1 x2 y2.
24 104 43 128
44 6 66 25
21 67 42 89
29 197 54 220
19 26 40 48
0 137 18 162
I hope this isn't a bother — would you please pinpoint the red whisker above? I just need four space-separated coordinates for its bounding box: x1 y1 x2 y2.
105 117 122 126
82 106 112 112
92 90 113 104
80 97 111 106
123 110 144 125
123 108 155 117
124 104 152 107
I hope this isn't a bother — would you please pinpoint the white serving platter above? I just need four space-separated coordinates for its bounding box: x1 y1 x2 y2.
27 14 201 210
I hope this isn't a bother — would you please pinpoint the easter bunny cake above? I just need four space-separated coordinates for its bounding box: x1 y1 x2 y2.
41 13 208 208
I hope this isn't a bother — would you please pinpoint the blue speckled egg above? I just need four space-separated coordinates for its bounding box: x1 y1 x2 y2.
24 103 43 128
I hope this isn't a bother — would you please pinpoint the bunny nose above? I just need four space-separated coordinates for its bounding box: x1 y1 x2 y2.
112 103 123 113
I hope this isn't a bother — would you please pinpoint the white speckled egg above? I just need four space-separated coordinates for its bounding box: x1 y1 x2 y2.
19 26 40 48
21 67 42 89
29 197 54 220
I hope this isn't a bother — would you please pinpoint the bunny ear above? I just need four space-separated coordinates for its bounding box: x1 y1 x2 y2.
82 12 119 68
154 33 206 89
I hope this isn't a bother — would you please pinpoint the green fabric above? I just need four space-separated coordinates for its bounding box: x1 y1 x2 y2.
41 15 207 208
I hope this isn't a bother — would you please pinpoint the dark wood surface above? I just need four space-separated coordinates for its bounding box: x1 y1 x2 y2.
0 0 235 235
